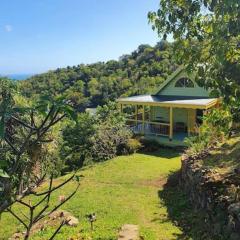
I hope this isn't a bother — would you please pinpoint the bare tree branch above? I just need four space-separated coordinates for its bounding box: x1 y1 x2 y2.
0 101 77 240
11 116 37 131
38 105 56 130
32 173 76 197
35 181 80 223
4 137 19 154
48 220 69 240
7 208 28 229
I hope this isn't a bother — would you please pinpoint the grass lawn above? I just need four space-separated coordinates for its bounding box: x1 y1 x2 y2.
0 149 185 240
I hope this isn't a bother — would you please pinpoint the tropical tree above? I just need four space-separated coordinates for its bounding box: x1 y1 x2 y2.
19 42 179 109
148 0 240 120
0 78 79 239
61 113 96 171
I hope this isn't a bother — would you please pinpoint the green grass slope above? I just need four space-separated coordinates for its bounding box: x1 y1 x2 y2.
0 149 183 240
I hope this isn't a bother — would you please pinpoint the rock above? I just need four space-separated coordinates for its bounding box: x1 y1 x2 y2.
118 224 139 240
181 153 240 239
66 216 79 227
10 210 79 239
49 210 79 227
59 195 66 203
228 203 240 218
230 232 240 240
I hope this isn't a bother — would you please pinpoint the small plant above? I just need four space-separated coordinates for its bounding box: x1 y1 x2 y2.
184 134 210 158
125 138 142 154
86 213 97 230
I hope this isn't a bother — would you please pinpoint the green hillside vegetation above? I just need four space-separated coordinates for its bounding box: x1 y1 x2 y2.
19 41 179 110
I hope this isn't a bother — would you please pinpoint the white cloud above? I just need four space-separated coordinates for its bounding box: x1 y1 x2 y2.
4 25 13 32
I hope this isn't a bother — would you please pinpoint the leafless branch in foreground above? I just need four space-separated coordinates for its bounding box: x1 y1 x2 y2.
0 103 78 240
8 175 80 240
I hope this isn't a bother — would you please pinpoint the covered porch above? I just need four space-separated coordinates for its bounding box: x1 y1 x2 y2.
117 95 219 146
129 122 188 146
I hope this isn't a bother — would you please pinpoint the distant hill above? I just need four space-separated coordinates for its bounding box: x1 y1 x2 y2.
20 41 179 110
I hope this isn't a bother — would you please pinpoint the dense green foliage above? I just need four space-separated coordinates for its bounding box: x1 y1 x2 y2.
61 102 133 171
0 77 82 239
61 113 95 171
0 77 78 209
149 0 240 120
18 42 179 173
185 108 232 157
19 42 178 110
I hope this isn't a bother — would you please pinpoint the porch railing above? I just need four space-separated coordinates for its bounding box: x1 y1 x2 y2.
126 119 170 137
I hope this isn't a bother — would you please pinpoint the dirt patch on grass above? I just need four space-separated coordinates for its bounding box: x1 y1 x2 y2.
11 210 79 240
138 177 167 188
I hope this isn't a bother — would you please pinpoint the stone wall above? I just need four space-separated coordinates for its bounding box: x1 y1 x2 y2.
180 154 240 240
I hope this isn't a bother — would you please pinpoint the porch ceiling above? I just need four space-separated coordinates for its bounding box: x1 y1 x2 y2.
117 95 219 109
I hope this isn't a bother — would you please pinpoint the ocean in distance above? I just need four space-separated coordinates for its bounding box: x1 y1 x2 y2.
6 74 33 80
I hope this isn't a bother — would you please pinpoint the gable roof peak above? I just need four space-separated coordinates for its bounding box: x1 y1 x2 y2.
155 65 186 95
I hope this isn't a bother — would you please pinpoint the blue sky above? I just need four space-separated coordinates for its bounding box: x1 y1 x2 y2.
0 0 160 74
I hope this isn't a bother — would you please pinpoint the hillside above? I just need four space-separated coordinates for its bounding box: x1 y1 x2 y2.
0 149 184 240
19 41 179 110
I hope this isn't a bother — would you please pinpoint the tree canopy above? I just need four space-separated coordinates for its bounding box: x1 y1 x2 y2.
19 42 178 110
148 0 240 119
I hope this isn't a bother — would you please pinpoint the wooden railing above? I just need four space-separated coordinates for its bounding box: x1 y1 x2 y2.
126 119 170 137
147 122 170 136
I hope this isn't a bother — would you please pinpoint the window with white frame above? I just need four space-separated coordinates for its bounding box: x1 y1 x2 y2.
175 78 194 88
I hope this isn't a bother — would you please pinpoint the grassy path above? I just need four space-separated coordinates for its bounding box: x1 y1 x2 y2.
0 149 184 240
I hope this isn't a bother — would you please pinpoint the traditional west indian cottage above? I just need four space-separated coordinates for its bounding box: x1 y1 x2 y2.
117 67 221 146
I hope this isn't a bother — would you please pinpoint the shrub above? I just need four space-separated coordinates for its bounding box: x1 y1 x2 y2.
184 134 210 158
91 122 132 162
125 138 142 154
185 107 233 158
61 102 134 167
203 107 232 136
89 102 133 161
61 113 96 171
139 138 161 152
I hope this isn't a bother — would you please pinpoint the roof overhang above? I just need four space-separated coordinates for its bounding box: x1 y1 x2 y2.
117 95 220 109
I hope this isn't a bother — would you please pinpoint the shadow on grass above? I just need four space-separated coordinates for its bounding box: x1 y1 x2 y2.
157 171 219 240
141 148 183 159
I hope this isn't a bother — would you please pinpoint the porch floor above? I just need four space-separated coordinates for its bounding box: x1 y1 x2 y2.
144 133 188 147
130 124 188 147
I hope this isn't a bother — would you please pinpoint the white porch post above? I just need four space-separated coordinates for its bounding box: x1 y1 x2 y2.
142 105 145 134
